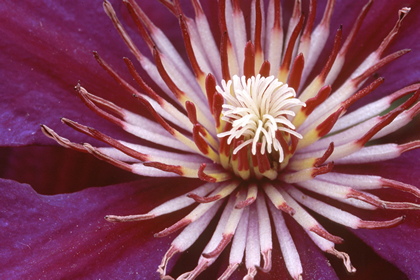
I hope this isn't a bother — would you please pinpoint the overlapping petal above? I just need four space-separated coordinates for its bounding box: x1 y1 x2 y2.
0 0 419 279
0 0 184 146
0 178 197 279
1 177 413 280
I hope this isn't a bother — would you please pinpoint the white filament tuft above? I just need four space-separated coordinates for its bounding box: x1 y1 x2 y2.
217 75 305 162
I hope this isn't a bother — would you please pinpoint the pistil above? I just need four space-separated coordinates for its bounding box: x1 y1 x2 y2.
217 74 305 179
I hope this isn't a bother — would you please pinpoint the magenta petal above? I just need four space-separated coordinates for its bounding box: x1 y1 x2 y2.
286 217 340 280
1 1 419 279
0 146 138 194
0 177 199 279
315 0 420 96
341 149 420 280
0 0 169 146
351 213 420 280
337 150 420 188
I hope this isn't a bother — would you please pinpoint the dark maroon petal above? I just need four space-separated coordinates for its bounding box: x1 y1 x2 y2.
0 1 114 145
341 1 420 95
0 0 181 146
336 149 420 188
334 150 420 279
351 213 420 280
307 0 420 97
287 216 340 280
0 177 201 279
0 146 138 194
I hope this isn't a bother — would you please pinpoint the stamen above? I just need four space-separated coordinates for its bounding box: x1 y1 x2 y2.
279 162 334 183
278 14 304 82
203 189 246 258
217 75 305 165
265 0 283 76
154 190 225 238
317 172 420 199
41 125 86 153
244 204 261 280
105 213 155 222
251 0 264 71
256 195 273 272
244 41 256 79
235 183 258 209
219 206 250 280
327 248 356 273
326 0 373 85
157 245 178 278
287 53 305 90
263 182 295 216
178 13 205 80
187 180 240 203
268 201 302 280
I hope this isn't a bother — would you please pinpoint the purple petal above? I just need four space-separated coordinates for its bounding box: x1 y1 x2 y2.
2 0 418 146
309 0 420 97
0 177 301 280
351 213 420 280
0 146 138 194
286 216 340 280
1 1 419 280
336 149 420 188
0 177 201 279
0 0 177 146
334 147 420 279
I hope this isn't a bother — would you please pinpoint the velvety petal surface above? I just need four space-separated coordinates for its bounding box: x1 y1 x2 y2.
1 0 419 279
1 177 325 280
340 152 420 280
0 146 139 194
318 0 420 93
351 214 420 280
2 0 419 146
0 177 203 279
0 175 414 280
0 0 184 146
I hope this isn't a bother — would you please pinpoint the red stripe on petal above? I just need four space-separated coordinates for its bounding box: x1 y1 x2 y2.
319 26 342 82
179 14 205 78
205 74 217 114
314 142 334 167
154 218 192 238
143 162 184 176
279 15 304 74
198 163 217 183
187 193 222 203
310 225 343 244
358 216 404 229
341 77 384 110
259 61 271 77
287 53 305 90
301 85 331 116
244 41 255 79
316 107 344 138
202 233 233 258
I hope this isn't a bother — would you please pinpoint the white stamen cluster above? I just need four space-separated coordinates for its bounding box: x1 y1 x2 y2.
217 75 305 162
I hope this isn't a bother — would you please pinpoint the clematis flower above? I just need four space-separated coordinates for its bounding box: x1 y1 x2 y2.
1 0 420 279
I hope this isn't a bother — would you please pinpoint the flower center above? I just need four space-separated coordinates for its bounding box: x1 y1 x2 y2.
217 75 305 180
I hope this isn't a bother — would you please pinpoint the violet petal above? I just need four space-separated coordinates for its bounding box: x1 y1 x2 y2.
0 177 203 279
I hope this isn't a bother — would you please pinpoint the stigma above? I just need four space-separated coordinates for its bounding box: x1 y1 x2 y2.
217 75 305 180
